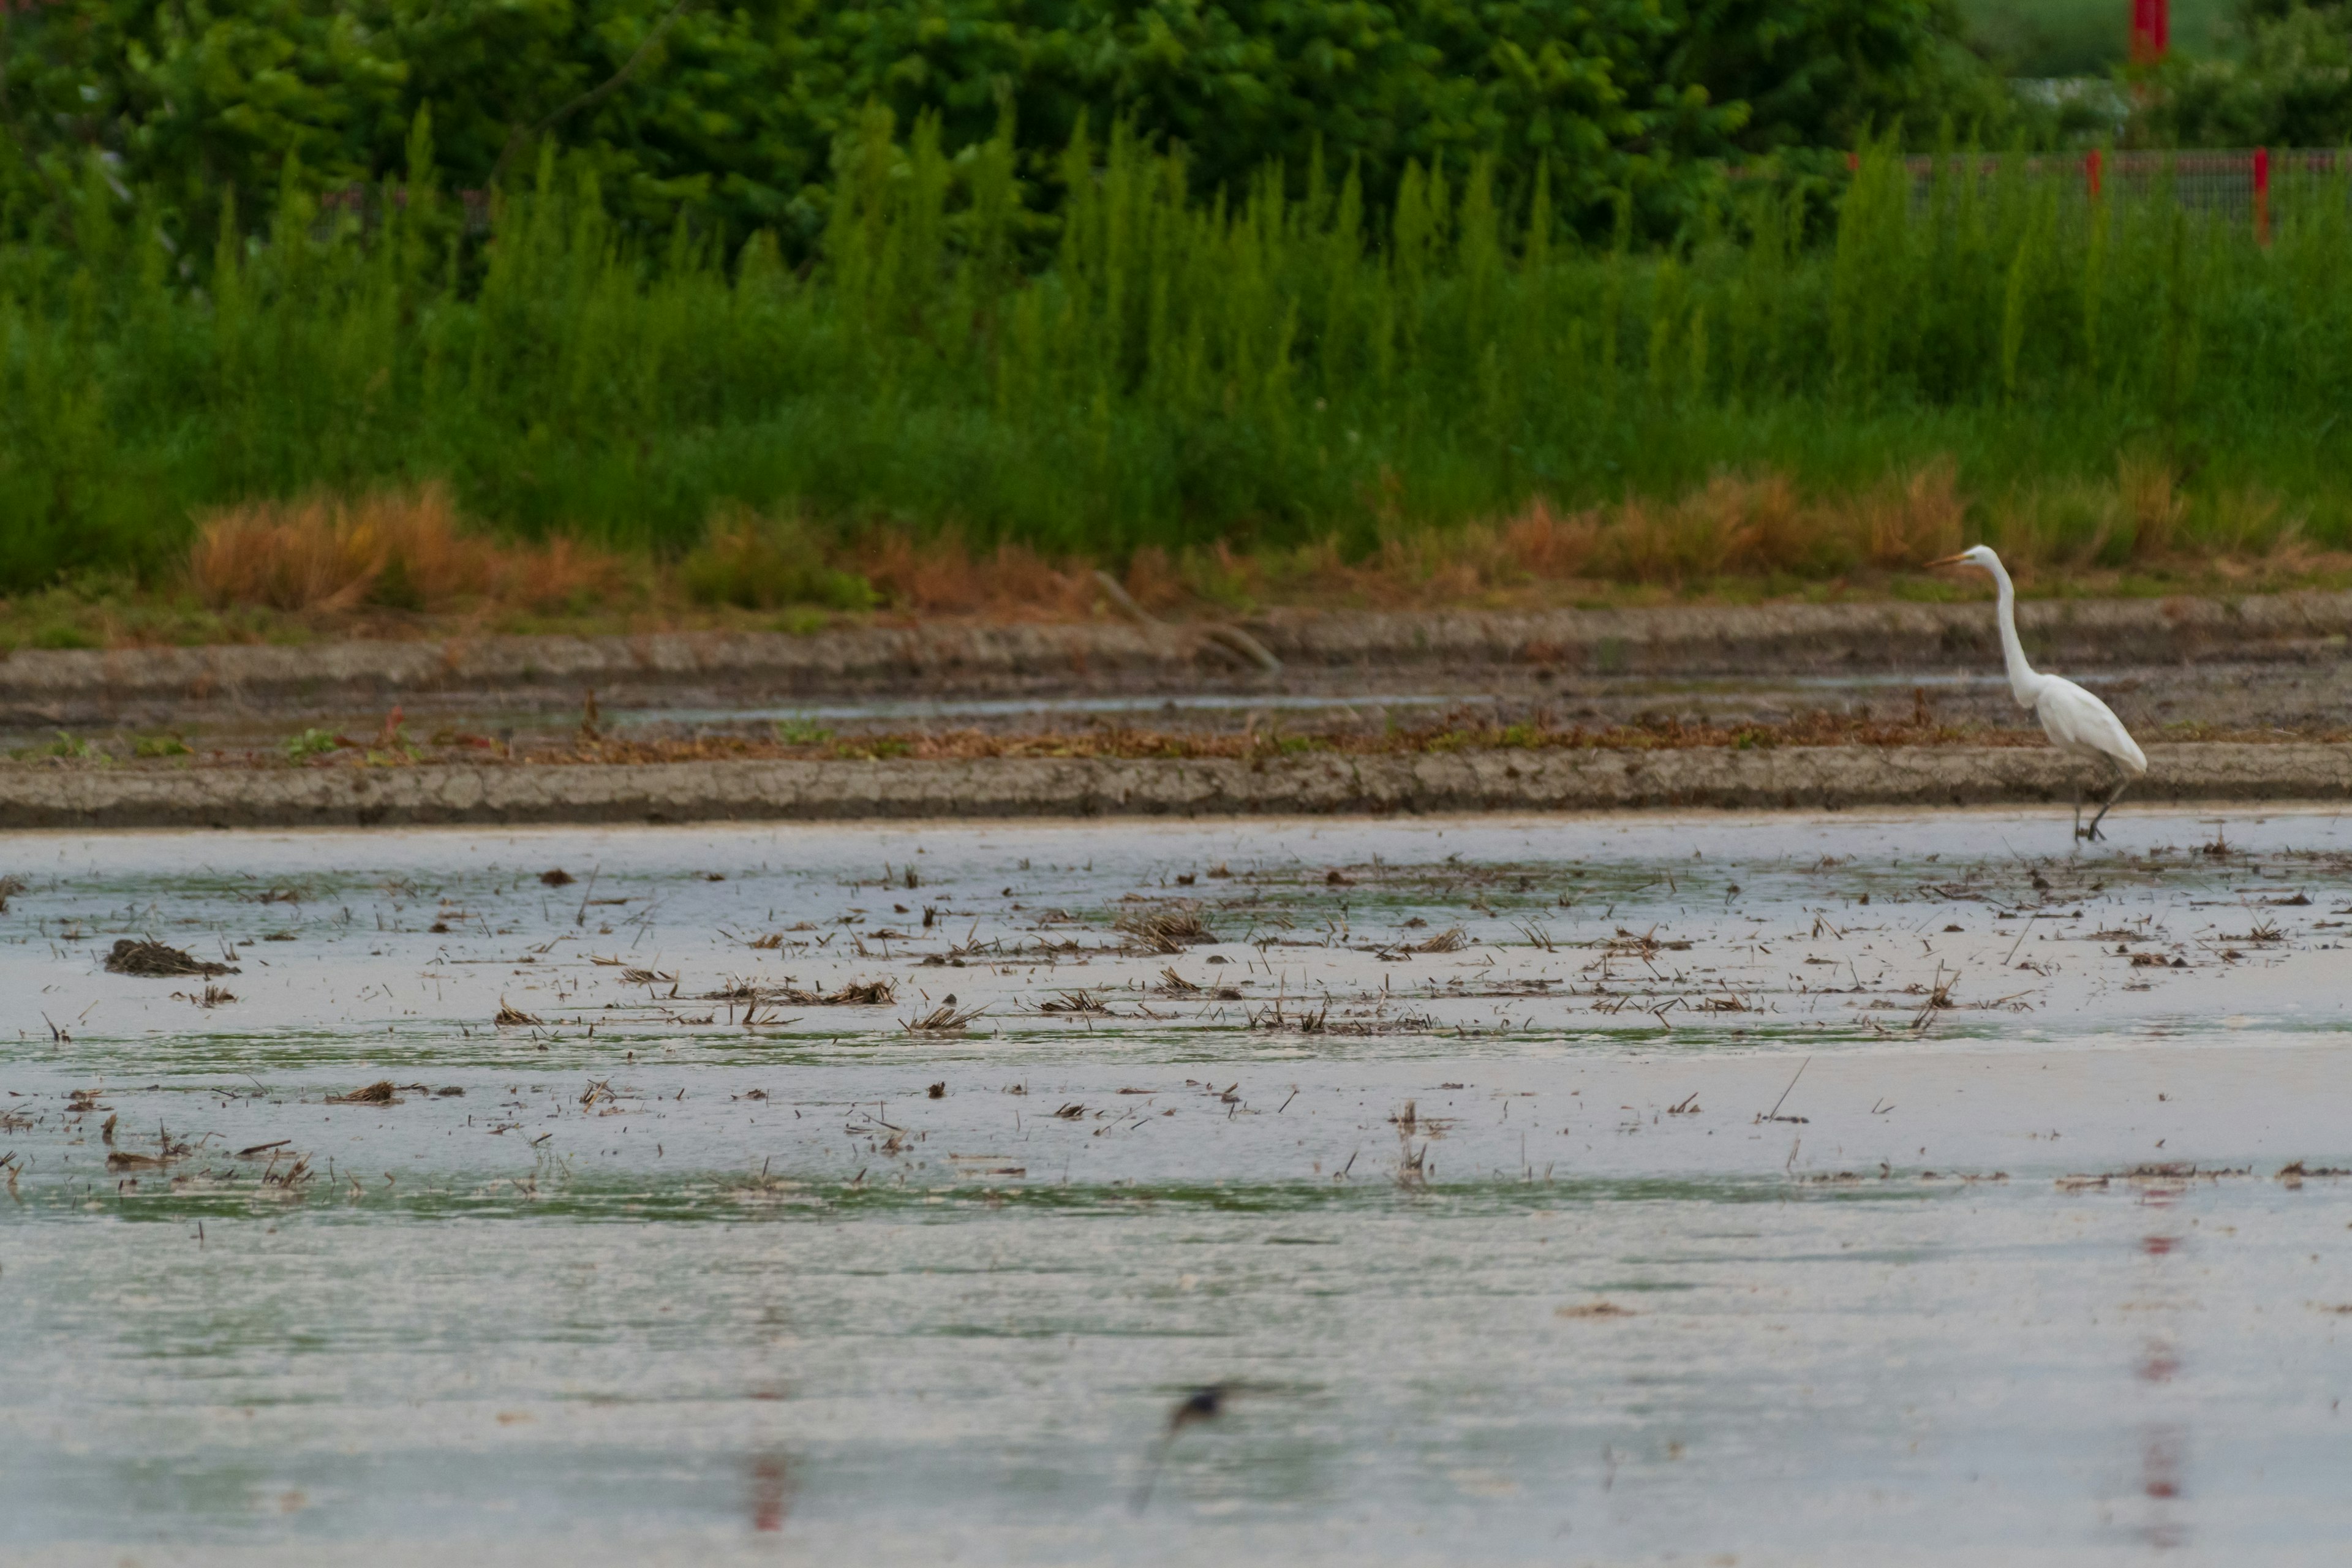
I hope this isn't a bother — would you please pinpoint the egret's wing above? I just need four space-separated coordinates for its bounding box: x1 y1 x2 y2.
2040 678 2147 774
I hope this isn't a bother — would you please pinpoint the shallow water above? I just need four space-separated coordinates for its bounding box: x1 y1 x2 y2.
3 807 2348 1565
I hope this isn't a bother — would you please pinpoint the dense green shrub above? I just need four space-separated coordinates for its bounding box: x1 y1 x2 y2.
0 0 1991 252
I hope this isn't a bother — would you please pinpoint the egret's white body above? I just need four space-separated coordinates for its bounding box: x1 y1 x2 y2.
1931 545 2146 839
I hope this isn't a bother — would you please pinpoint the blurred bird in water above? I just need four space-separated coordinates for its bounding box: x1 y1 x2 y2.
1129 1384 1229 1513
1929 545 2147 841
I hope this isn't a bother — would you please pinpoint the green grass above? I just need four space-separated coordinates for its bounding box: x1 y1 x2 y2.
4 119 2352 597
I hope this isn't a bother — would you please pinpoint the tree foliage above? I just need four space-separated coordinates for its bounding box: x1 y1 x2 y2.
2138 3 2352 148
0 0 1979 250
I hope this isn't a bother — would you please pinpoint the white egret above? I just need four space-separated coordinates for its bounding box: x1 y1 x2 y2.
1929 545 2147 841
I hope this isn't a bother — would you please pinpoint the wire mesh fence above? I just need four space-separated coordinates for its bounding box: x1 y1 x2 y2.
1895 148 2348 238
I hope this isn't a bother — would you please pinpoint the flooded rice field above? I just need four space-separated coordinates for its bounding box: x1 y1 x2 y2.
3 807 2349 1566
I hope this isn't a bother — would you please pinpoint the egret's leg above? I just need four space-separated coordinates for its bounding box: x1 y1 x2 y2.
2071 785 2085 840
2086 773 2132 842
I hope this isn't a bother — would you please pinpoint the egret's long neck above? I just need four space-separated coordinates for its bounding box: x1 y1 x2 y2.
1987 557 2044 707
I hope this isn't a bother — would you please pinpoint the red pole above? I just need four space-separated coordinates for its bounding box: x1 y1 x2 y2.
2086 148 2104 200
2254 146 2271 246
2153 0 2169 56
2130 0 2151 63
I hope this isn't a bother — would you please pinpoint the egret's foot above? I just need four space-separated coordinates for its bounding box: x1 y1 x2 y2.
2084 777 2133 843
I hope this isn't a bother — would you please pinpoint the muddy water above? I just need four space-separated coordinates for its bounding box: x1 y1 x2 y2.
2 809 2349 1566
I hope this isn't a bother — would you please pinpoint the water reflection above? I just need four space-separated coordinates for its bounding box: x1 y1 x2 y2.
748 1452 791 1532
2130 1188 2191 1553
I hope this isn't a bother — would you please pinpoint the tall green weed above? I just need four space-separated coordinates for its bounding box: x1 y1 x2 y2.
3 126 2351 592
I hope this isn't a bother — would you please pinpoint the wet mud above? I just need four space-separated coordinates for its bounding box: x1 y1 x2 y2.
0 741 2343 830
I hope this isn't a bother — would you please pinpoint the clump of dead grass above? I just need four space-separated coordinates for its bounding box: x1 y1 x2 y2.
189 485 632 616
1115 905 1218 952
1853 459 1969 568
850 529 1097 619
776 980 896 1006
1120 545 1193 614
900 1000 989 1034
105 938 236 978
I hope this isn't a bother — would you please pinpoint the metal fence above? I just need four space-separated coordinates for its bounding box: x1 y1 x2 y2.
1896 148 2347 239
310 148 2344 246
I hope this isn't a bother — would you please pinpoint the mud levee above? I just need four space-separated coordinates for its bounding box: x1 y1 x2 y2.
4 592 2349 723
1 744 2343 829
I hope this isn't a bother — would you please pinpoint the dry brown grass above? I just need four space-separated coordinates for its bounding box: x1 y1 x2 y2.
850 530 1097 619
134 460 2352 648
190 486 632 616
1121 545 1194 614
1855 459 1970 568
2117 454 2190 561
1097 463 1974 612
1112 457 2337 612
1401 462 1966 589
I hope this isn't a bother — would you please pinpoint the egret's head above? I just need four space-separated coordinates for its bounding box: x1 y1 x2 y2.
1926 545 2001 573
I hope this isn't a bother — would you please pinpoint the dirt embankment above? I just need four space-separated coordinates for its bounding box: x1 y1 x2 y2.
6 591 2347 825
3 592 2348 723
0 744 2342 830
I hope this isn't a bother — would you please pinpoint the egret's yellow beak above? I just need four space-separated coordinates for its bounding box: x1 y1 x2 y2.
1925 553 1970 568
